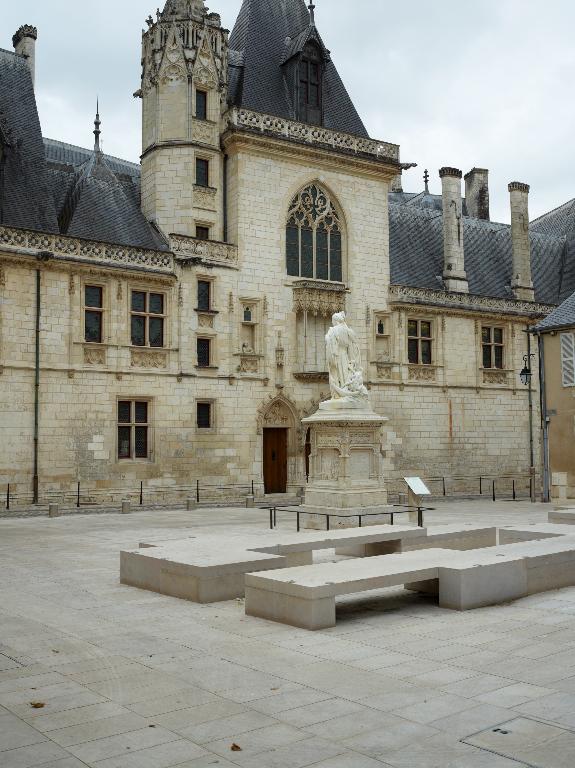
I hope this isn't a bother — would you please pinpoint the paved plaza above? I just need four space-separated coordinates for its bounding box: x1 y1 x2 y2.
1 501 575 767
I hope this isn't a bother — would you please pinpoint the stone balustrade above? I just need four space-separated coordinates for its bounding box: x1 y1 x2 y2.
226 107 400 163
169 233 239 267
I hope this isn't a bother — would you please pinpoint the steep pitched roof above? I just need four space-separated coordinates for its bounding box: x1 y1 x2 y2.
531 197 575 239
228 0 368 137
388 200 569 305
44 142 167 251
534 290 575 331
0 48 58 232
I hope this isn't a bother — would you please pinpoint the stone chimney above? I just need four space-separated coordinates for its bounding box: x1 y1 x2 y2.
509 182 535 302
439 167 468 293
12 25 37 88
464 168 490 221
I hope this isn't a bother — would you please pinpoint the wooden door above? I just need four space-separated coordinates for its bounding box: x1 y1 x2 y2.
263 428 288 494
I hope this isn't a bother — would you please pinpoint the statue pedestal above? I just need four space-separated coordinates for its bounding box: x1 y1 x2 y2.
301 403 391 529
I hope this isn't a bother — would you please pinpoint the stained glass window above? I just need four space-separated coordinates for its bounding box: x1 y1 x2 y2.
285 185 343 282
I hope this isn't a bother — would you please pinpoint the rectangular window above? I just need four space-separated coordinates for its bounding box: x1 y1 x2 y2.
197 280 211 312
408 319 433 365
197 402 212 429
482 327 505 369
85 285 103 343
118 400 150 460
196 225 210 240
131 291 165 348
196 158 209 187
197 337 211 368
196 90 207 121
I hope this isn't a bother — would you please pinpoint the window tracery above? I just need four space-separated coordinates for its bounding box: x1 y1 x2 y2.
286 184 343 282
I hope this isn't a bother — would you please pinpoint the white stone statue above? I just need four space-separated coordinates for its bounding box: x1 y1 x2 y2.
324 312 369 408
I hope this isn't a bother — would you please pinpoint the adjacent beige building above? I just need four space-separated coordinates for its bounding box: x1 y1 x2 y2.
1 0 573 505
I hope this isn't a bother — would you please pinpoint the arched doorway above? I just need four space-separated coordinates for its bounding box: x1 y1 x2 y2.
258 396 299 495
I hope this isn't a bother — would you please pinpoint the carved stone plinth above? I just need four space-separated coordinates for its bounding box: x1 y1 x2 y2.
301 406 390 529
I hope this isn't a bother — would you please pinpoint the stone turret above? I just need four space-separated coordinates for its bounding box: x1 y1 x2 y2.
139 0 228 240
440 167 468 294
12 25 37 88
509 182 535 302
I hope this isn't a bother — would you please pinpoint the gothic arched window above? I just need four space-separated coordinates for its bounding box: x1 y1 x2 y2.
298 43 322 125
286 184 343 282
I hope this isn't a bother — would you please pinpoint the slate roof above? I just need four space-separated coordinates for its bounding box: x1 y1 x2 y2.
388 196 570 306
534 290 575 331
228 0 369 138
0 49 58 232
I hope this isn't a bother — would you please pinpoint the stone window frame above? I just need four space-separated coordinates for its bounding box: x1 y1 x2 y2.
285 183 346 284
128 286 168 350
195 224 211 241
196 334 217 369
195 88 208 122
481 325 506 370
195 155 210 188
116 398 154 463
82 279 107 345
407 316 434 366
196 275 217 314
196 399 216 433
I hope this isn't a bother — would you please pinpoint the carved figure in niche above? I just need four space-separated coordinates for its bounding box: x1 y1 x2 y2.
324 312 369 406
242 342 254 354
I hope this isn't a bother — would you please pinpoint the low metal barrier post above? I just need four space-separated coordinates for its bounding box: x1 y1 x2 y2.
140 481 144 506
6 484 10 511
196 480 200 504
442 477 446 496
297 510 300 533
480 476 483 495
492 480 496 502
513 479 516 501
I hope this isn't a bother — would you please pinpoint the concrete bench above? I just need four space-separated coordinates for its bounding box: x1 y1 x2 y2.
120 524 425 603
245 534 575 630
549 509 575 525
335 524 496 557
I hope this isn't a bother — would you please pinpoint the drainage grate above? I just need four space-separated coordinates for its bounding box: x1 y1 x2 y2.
463 717 575 767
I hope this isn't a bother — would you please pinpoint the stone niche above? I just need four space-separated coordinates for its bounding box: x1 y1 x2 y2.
302 408 389 527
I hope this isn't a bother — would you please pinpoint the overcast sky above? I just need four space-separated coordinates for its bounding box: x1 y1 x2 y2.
4 0 574 223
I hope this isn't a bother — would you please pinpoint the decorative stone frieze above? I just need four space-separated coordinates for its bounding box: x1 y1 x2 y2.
293 371 329 383
193 185 217 211
83 346 106 366
0 226 174 274
389 285 553 319
169 234 239 268
192 119 217 146
408 365 437 383
292 280 346 317
483 369 509 386
226 107 400 163
238 355 259 374
130 349 168 369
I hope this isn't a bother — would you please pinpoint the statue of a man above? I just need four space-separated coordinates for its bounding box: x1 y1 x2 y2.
325 312 366 403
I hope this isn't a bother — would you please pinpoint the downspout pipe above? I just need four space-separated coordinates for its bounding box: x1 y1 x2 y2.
32 251 52 504
223 153 228 243
535 330 551 503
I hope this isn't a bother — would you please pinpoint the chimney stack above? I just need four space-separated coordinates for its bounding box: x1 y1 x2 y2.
12 25 37 88
440 167 468 293
464 168 490 221
508 182 534 302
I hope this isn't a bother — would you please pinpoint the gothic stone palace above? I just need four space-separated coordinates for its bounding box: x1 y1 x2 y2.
1 0 574 502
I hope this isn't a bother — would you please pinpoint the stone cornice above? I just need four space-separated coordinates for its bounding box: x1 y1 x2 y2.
389 285 553 319
439 167 463 179
12 25 37 47
0 226 175 276
169 233 238 269
508 181 530 194
223 108 401 179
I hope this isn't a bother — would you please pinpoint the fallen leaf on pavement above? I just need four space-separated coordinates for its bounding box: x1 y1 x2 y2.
230 743 242 751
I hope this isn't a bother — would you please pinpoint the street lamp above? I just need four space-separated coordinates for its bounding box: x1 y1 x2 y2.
520 354 534 387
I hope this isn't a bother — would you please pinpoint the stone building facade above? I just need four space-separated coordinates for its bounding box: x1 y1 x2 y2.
1 0 574 503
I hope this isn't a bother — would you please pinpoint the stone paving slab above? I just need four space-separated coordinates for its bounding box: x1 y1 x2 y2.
0 500 573 767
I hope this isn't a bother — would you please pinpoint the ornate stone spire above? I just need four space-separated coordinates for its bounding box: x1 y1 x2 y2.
93 100 101 153
308 2 316 26
161 0 207 20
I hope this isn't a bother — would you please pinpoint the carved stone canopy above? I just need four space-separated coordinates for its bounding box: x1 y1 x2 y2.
292 279 346 317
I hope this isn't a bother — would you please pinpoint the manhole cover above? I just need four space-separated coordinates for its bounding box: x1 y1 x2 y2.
464 717 575 767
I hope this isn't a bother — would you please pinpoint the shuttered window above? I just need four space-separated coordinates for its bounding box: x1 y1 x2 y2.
561 333 575 387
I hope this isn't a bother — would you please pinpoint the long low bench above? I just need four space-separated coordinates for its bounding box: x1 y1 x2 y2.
120 525 426 603
120 524 495 604
245 532 575 630
549 509 575 525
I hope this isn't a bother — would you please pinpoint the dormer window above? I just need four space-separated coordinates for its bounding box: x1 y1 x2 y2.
298 43 322 125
